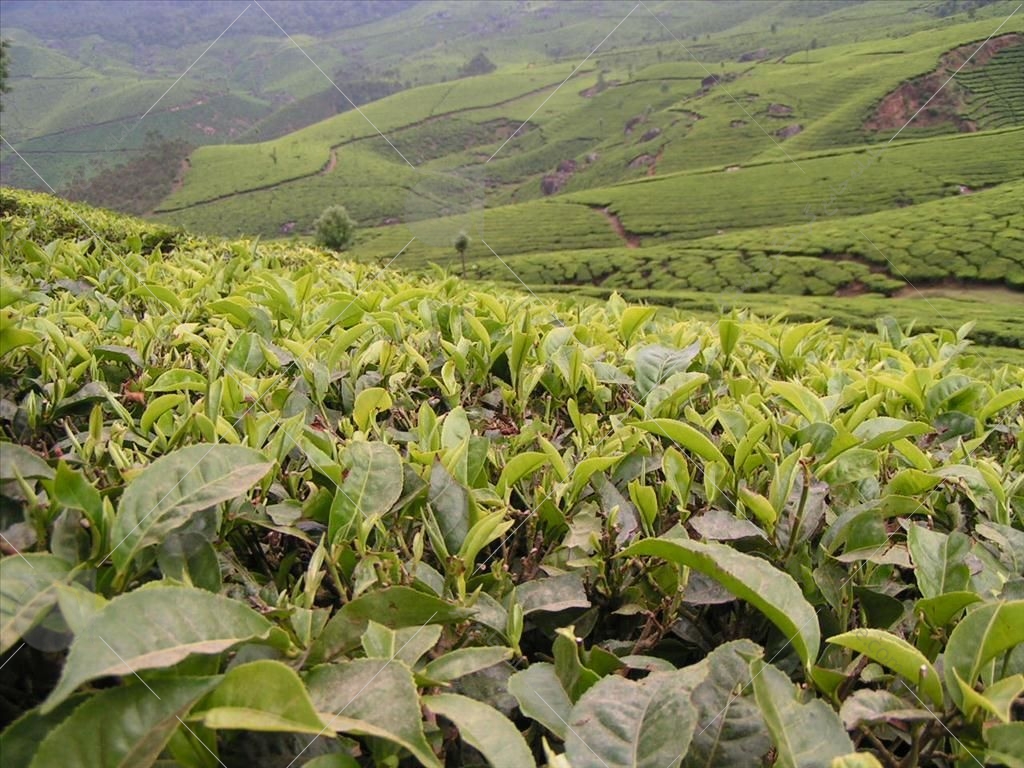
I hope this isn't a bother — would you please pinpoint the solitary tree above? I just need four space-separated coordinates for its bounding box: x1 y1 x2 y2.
454 231 470 276
314 205 356 251
0 40 10 112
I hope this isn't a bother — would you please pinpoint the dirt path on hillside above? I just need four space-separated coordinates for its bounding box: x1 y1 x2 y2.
321 149 337 175
145 157 191 217
156 72 593 214
597 207 640 248
893 278 1023 300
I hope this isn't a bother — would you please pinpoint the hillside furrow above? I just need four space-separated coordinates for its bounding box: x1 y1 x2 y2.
154 72 593 213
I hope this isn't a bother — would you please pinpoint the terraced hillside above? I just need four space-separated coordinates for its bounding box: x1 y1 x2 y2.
148 11 1024 240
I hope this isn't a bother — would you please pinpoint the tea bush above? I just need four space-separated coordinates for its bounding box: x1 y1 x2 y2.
1 190 1022 768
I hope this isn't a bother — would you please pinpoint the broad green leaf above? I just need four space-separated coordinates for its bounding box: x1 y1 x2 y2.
420 646 513 684
158 532 222 592
52 462 103 530
0 326 39 357
111 444 273 572
631 342 701 399
751 659 854 768
440 406 472 450
738 487 777 528
979 387 1024 423
554 626 601 702
0 694 87 768
353 387 392 432
985 722 1024 768
43 587 277 711
817 449 879 486
361 621 442 666
428 460 470 553
132 284 183 311
308 586 473 663
508 662 572 740
516 572 591 614
620 306 657 345
425 693 534 768
682 640 769 768
623 538 820 668
769 381 829 424
31 677 219 768
916 591 981 627
145 369 207 393
886 468 941 497
564 673 698 768
719 318 741 357
0 443 54 481
828 629 942 706
54 584 107 635
94 344 143 368
945 600 1024 710
852 417 930 450
569 455 621 502
634 419 727 466
496 452 548 496
196 660 328 734
458 512 513 567
838 689 932 730
306 659 440 768
139 393 187 433
957 672 1024 724
662 446 692 506
328 442 403 543
907 524 970 599
0 553 72 653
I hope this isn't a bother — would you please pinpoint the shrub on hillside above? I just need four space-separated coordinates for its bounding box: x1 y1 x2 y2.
314 205 356 251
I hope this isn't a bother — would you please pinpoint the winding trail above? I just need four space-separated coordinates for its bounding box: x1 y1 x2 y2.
596 206 640 248
155 72 592 214
321 149 337 175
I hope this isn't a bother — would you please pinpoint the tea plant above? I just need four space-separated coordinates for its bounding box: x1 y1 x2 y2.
1 189 1022 767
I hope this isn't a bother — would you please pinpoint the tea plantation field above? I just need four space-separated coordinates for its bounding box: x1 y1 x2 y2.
1 189 1023 768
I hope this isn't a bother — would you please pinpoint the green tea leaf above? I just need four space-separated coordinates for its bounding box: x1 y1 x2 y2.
306 659 440 768
0 443 54 481
907 523 971 599
32 677 219 768
682 640 768 768
945 600 1024 710
984 722 1024 768
564 673 697 768
751 659 854 768
631 343 700 399
43 587 276 711
145 369 207 393
196 660 328 734
420 647 513 684
329 442 403 544
508 662 572 740
353 387 392 432
623 538 820 668
425 693 534 768
111 444 273 572
828 628 942 706
634 419 727 466
361 621 441 666
0 554 72 654
0 694 87 768
308 586 473 663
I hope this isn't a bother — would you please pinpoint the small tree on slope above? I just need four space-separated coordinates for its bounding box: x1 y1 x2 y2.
314 205 356 251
